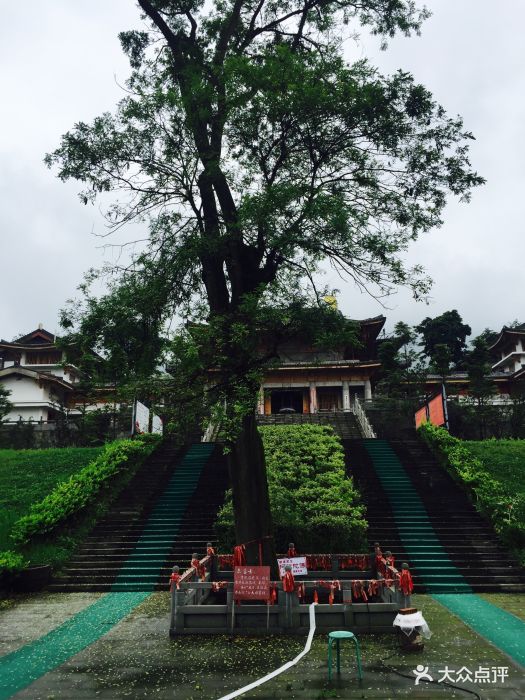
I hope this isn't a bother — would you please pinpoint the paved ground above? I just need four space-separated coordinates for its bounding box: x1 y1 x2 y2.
0 592 523 699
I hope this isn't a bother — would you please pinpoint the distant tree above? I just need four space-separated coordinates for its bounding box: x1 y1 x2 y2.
416 310 472 372
476 327 498 347
377 321 427 398
0 386 12 421
466 333 495 405
509 378 525 438
460 332 498 439
47 0 483 566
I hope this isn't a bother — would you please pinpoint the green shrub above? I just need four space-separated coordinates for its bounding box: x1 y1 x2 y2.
10 436 160 545
418 423 525 558
463 439 525 492
0 445 104 551
216 425 367 552
0 550 27 575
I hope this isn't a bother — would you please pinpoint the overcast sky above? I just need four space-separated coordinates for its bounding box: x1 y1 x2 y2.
1 1 523 342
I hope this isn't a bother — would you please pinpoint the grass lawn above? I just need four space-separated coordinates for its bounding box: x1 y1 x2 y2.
0 447 102 552
464 440 525 494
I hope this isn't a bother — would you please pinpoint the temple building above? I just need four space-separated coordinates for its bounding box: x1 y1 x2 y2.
257 315 386 415
488 324 525 397
1 315 387 423
421 323 525 402
0 327 82 422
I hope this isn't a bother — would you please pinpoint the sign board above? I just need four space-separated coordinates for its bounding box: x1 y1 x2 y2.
428 394 446 427
134 400 150 434
151 414 163 435
277 557 308 577
415 393 447 429
233 566 270 601
414 406 428 429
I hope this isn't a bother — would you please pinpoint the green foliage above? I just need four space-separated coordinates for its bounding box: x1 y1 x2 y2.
0 550 27 576
0 385 12 421
376 321 427 398
447 394 525 440
10 436 159 545
416 310 472 372
46 1 484 420
0 446 103 551
0 420 36 450
216 425 367 552
464 440 525 494
465 333 495 406
59 271 170 384
419 424 525 561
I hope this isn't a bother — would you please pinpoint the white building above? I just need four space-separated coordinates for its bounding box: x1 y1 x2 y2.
489 325 525 375
0 326 82 422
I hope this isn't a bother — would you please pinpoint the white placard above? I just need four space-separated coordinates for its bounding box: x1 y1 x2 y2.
134 400 150 434
152 414 163 435
277 556 308 577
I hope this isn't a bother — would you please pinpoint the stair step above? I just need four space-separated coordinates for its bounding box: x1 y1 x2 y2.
49 441 229 592
349 436 525 591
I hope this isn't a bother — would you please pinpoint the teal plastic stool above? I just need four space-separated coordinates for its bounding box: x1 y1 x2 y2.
327 630 363 681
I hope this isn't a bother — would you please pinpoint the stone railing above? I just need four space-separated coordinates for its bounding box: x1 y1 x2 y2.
169 552 404 635
353 396 376 438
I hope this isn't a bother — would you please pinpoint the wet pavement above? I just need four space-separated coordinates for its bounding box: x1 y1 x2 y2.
0 592 523 699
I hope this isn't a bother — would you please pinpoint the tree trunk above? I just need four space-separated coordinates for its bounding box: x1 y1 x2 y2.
227 412 278 575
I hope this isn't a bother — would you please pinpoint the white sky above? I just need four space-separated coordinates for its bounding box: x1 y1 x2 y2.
0 1 523 342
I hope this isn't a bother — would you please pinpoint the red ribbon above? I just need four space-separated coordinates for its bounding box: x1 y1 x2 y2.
169 573 181 591
399 570 414 595
367 579 380 597
282 570 295 593
303 554 370 571
191 558 206 581
317 580 341 605
233 545 246 567
219 554 233 569
211 581 228 593
351 579 368 602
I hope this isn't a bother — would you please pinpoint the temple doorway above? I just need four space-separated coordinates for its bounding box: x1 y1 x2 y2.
317 386 343 412
270 390 304 414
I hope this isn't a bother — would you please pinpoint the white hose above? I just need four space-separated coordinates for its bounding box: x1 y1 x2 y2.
217 603 317 700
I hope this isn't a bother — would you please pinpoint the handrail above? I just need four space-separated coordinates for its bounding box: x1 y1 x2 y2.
353 396 376 438
201 420 219 442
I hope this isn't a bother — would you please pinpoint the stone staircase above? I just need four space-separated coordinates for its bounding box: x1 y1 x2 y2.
49 441 228 592
347 438 525 593
257 412 362 440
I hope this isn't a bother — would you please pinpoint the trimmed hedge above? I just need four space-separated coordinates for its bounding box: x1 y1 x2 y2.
10 435 160 545
0 445 104 552
216 425 367 552
0 550 26 575
418 423 525 559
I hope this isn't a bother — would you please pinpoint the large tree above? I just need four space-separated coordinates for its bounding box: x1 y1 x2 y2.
416 309 472 373
47 0 483 565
